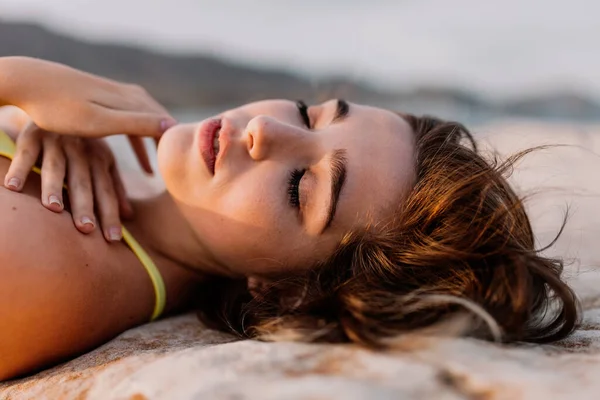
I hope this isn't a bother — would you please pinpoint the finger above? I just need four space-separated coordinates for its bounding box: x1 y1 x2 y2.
117 83 172 116
4 122 42 191
127 136 153 174
110 163 133 219
127 87 170 116
140 94 171 116
64 139 96 234
90 154 122 242
91 105 177 138
40 134 66 213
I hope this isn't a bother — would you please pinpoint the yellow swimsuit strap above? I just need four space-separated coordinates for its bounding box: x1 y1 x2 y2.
0 129 166 321
121 227 166 321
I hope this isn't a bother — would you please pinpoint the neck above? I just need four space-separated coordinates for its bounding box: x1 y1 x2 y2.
124 192 220 277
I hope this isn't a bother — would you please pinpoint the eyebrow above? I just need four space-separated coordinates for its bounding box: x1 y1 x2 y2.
321 149 348 234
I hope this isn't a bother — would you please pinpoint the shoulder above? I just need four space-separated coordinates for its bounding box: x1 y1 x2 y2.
0 182 153 380
0 182 103 272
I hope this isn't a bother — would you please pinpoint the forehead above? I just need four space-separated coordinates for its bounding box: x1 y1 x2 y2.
327 103 416 233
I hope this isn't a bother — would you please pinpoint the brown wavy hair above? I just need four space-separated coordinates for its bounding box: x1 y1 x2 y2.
196 114 580 346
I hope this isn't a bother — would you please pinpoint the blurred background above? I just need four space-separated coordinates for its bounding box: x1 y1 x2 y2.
1 0 600 124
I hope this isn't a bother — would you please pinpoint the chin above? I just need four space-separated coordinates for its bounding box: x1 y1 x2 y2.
157 123 196 198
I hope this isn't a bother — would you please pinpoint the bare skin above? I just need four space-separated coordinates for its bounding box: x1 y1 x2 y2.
0 59 417 381
0 57 179 239
0 58 201 380
0 133 202 380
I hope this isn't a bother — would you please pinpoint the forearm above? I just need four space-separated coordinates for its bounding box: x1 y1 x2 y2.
0 57 25 108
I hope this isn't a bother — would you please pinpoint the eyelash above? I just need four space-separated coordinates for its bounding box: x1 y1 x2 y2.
296 100 311 129
288 168 306 208
286 100 312 210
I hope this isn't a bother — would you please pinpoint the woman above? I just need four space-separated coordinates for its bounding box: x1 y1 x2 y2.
0 57 579 381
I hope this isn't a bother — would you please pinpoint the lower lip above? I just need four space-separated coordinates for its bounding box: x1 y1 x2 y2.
197 118 222 175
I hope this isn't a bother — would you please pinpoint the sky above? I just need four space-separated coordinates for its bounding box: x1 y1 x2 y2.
2 0 600 99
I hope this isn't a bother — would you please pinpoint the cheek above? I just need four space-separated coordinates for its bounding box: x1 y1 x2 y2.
181 174 291 273
218 176 282 229
211 177 287 256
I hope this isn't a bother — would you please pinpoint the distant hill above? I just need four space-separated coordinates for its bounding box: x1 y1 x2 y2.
0 20 385 108
1 20 600 121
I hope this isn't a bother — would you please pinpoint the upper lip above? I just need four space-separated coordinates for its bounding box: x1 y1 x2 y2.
214 117 230 172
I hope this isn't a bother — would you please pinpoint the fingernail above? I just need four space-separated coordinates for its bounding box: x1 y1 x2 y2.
6 177 20 190
160 118 177 132
108 226 122 241
81 216 95 228
48 194 63 209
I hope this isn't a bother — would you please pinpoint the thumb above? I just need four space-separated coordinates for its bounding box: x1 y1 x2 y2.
104 110 178 138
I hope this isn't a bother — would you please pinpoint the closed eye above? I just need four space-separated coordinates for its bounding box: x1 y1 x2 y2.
288 168 305 209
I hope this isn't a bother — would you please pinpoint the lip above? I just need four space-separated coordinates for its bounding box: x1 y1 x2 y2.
197 118 222 175
214 117 231 172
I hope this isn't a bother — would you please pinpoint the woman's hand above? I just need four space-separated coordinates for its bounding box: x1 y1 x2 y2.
4 121 131 242
1 56 176 138
0 57 177 173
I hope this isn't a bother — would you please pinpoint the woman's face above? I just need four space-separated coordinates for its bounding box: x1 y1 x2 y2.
157 99 415 278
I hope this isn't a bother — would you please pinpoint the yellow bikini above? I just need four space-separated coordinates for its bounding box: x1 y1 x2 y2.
0 129 166 321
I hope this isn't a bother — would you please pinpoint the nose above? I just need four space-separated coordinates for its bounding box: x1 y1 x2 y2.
244 115 309 161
